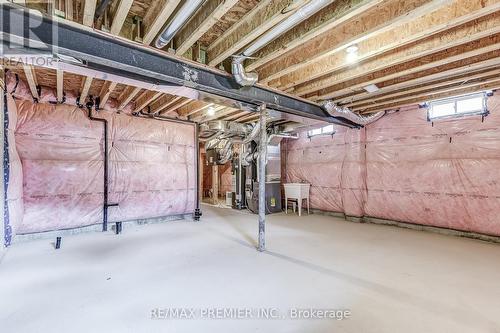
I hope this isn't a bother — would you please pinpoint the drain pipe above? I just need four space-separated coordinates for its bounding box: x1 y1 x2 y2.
85 99 109 232
194 123 202 221
257 104 267 252
155 0 205 49
95 0 113 19
232 0 332 86
323 100 385 126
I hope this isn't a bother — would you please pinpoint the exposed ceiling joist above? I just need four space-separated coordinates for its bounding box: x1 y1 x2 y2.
336 58 500 104
118 86 142 110
347 67 500 109
178 101 212 117
56 69 63 103
315 41 500 101
354 76 500 112
245 0 385 72
189 105 226 122
207 0 300 66
82 0 97 27
160 98 192 115
262 0 451 85
110 0 134 35
150 95 183 114
360 80 500 114
296 12 500 97
175 0 239 56
195 107 238 123
99 81 118 106
23 65 39 100
133 90 163 113
79 76 93 103
143 0 182 45
65 0 74 21
222 110 249 121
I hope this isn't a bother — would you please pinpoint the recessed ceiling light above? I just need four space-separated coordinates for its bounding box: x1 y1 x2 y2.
363 84 379 93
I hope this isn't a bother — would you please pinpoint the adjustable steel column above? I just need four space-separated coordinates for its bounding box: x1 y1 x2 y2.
258 104 267 252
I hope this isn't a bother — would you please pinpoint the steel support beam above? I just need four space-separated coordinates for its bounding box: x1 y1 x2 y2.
257 104 267 252
0 3 358 128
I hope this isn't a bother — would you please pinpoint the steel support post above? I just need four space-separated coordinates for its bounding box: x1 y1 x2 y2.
258 104 267 252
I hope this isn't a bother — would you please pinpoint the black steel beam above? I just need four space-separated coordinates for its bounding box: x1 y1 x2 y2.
0 3 358 128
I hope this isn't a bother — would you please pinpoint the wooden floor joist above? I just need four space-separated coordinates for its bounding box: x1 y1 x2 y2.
334 57 500 105
56 69 63 103
347 67 500 109
79 76 93 104
22 65 39 100
110 0 134 36
195 107 238 123
245 0 385 72
179 101 213 117
98 81 118 107
295 13 500 97
132 90 163 113
175 0 239 56
207 0 300 66
354 76 500 112
360 80 500 114
261 0 450 86
189 105 226 122
142 0 182 45
314 41 500 101
267 0 500 91
160 98 192 115
82 0 97 27
150 95 183 115
118 86 142 110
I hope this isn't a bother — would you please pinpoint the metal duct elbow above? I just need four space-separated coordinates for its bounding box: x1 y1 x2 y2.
232 56 258 87
243 121 261 143
323 100 385 126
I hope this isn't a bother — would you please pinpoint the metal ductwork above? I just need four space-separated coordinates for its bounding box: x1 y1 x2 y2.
155 0 205 49
231 56 259 87
323 100 385 126
232 0 332 86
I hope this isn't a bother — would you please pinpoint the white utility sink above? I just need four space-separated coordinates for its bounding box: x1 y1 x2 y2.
283 183 310 216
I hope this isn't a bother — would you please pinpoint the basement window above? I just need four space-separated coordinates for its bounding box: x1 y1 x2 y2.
308 124 335 138
427 92 488 120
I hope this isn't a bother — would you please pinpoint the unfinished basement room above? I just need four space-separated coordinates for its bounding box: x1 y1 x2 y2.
1 0 500 332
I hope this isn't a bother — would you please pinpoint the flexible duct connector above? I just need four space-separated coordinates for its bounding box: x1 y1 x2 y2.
155 0 205 49
243 121 261 143
232 56 258 87
323 100 385 126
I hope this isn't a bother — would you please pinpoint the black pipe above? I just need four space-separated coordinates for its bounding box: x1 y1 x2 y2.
95 0 113 19
55 236 61 249
86 100 109 232
194 123 202 221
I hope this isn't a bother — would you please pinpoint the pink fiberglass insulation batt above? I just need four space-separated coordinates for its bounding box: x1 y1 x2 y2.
13 100 195 234
286 92 500 236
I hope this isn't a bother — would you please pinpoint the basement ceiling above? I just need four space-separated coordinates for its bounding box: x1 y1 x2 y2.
10 0 500 122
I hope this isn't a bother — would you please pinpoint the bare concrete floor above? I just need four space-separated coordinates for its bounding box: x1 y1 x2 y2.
1 205 500 332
